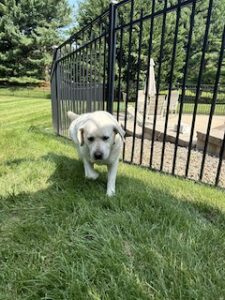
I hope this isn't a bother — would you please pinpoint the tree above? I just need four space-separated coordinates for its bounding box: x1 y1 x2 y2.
0 0 71 84
72 0 225 93
188 0 225 85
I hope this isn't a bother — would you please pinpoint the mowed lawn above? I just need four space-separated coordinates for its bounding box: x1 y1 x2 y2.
0 93 225 300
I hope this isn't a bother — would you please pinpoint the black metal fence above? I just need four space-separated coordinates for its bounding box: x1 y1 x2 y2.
51 0 225 188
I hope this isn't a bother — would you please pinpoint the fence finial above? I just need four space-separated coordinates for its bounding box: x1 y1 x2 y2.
110 0 118 4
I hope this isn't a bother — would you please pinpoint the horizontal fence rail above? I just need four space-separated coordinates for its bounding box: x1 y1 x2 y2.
51 0 225 189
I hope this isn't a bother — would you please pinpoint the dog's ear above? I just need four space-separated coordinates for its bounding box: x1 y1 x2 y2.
105 112 125 142
77 127 84 146
113 124 125 142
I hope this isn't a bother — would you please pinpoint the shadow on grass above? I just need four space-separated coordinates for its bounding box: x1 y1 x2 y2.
1 151 225 229
1 152 225 299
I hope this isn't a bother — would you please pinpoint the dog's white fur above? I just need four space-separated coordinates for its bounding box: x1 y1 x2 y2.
67 111 125 196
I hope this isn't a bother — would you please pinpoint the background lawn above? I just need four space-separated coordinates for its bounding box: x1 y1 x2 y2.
0 86 50 99
0 91 225 299
181 103 225 115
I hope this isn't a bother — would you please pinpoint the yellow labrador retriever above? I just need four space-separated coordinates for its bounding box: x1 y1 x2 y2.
67 111 125 196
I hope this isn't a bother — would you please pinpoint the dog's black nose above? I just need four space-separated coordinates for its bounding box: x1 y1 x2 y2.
94 151 103 160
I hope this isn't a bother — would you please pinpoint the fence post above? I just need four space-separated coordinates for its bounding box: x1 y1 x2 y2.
51 48 60 135
107 0 117 114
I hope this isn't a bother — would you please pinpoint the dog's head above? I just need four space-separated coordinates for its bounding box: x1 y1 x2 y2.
77 112 125 162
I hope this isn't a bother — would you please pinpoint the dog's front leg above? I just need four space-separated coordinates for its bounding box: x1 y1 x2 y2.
83 159 99 180
107 160 119 197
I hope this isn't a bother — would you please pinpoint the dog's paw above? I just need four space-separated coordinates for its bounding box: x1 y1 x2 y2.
85 171 99 180
106 188 115 197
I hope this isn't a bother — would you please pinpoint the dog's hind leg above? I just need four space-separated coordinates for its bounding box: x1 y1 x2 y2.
83 159 99 180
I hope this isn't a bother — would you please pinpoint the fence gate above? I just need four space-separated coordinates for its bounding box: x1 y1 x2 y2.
51 0 225 189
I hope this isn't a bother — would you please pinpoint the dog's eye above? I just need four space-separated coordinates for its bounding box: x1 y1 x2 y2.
88 136 94 142
102 136 109 141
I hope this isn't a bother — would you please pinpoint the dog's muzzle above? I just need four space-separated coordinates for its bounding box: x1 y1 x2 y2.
94 151 103 160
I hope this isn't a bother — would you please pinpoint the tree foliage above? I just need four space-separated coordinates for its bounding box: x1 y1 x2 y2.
0 0 71 84
73 0 225 91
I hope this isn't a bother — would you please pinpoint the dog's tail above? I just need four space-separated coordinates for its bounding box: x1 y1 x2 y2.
67 111 79 121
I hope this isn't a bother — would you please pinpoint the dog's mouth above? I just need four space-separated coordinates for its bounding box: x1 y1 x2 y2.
91 157 105 163
91 154 108 164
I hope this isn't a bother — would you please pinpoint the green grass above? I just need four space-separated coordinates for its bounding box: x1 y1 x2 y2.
112 100 225 115
160 89 225 115
182 103 225 115
0 86 50 99
0 92 225 299
184 89 225 102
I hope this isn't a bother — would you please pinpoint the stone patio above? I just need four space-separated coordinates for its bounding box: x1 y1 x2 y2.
122 109 224 151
